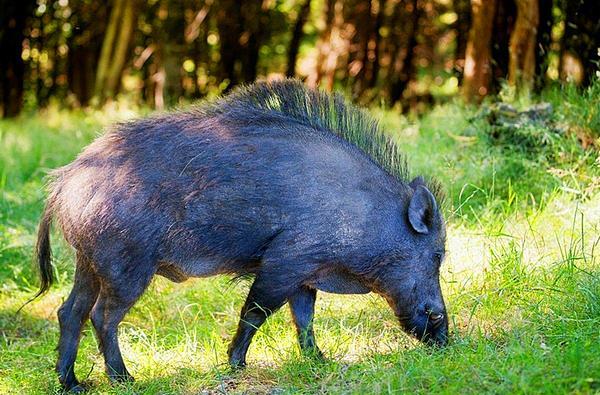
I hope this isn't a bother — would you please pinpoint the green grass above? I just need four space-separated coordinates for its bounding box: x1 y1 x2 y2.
1 84 599 394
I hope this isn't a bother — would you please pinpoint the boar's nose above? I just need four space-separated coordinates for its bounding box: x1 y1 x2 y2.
423 304 445 327
428 311 444 326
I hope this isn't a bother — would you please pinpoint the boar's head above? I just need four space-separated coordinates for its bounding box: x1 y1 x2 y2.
374 177 448 347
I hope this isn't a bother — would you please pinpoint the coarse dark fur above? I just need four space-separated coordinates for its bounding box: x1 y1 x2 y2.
35 79 448 392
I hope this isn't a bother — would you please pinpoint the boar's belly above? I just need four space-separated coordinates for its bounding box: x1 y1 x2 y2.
156 263 190 283
310 269 370 294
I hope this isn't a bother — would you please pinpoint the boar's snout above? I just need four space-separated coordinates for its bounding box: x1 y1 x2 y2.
405 303 449 347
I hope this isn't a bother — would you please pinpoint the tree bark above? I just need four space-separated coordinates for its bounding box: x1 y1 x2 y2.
454 0 471 81
307 0 336 88
160 0 185 106
367 0 386 89
490 0 515 92
0 0 35 117
239 1 267 84
389 0 420 104
560 0 600 85
216 0 268 90
216 0 242 88
286 0 312 77
462 0 496 102
535 0 553 89
67 1 107 106
104 0 137 98
349 0 373 96
95 0 123 100
94 0 137 102
508 0 539 93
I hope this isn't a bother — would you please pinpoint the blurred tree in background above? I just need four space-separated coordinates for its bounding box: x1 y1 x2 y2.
0 0 598 117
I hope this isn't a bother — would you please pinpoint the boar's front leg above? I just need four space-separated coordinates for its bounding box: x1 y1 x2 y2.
227 275 290 367
288 286 323 359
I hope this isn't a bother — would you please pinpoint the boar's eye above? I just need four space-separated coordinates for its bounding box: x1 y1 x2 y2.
433 251 445 266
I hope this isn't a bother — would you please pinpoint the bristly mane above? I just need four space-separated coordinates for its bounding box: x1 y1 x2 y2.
204 79 444 203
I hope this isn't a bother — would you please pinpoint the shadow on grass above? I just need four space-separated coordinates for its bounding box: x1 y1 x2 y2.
0 306 56 344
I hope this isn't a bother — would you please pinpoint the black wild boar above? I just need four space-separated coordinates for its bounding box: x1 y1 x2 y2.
34 79 448 392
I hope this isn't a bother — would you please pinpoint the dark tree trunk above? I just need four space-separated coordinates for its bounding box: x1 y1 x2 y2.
68 46 96 106
389 0 420 104
286 0 312 77
161 0 185 105
349 0 373 97
216 1 268 90
561 0 600 85
0 0 35 117
453 0 471 81
67 1 107 106
535 0 553 89
490 0 516 93
382 0 405 100
240 2 269 83
216 0 242 88
367 0 386 89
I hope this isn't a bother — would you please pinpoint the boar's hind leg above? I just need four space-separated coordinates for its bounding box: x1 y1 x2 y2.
288 286 323 359
56 253 100 392
227 275 291 368
90 262 154 383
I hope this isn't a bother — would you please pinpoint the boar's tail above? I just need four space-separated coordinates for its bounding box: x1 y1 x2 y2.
35 204 55 298
16 204 55 314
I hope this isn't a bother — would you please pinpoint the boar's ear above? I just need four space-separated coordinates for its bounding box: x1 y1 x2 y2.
409 176 426 189
408 185 437 234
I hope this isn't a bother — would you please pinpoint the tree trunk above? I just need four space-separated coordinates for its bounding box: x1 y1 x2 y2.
508 0 539 93
94 0 137 102
95 0 123 100
68 46 95 106
454 0 471 81
104 0 137 98
0 0 35 117
349 0 373 97
490 0 515 93
535 0 553 89
366 0 386 90
216 0 242 88
161 0 185 105
239 1 267 84
66 1 107 107
462 0 496 102
560 0 600 85
286 0 312 77
307 0 336 88
389 0 420 104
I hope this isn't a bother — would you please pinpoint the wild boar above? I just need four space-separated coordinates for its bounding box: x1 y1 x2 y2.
34 79 447 392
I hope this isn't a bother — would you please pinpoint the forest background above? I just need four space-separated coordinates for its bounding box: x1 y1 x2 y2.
1 0 599 116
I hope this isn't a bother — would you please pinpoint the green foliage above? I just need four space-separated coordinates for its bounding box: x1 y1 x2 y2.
544 77 600 141
1 86 599 393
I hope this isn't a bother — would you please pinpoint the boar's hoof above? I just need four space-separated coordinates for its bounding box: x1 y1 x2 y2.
302 347 325 361
71 384 86 394
61 381 86 394
60 378 86 393
228 356 247 370
109 372 135 384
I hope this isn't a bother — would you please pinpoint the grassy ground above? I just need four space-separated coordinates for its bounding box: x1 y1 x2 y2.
1 83 599 394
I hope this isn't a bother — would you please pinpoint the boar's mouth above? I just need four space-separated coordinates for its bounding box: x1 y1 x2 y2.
397 315 449 347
